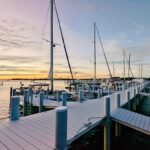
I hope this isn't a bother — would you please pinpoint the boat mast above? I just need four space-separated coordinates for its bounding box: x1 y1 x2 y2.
123 50 125 81
50 0 54 92
94 23 96 82
139 61 141 78
128 53 130 80
141 63 143 78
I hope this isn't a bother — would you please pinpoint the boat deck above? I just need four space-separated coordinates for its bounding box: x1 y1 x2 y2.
0 84 148 150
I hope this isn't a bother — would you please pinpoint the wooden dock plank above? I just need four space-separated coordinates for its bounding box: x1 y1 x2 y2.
0 130 24 150
0 142 8 150
0 125 38 150
143 116 150 131
1 121 53 150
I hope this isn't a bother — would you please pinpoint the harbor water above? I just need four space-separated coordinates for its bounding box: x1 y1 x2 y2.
0 80 66 121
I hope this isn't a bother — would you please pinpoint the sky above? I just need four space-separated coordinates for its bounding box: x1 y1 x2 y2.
0 0 150 79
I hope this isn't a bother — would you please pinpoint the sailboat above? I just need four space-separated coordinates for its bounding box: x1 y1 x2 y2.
48 0 74 94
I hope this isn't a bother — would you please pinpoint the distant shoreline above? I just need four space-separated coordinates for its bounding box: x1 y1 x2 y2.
0 77 150 81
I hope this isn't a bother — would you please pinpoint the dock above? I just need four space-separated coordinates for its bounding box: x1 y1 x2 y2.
111 108 150 135
0 83 149 150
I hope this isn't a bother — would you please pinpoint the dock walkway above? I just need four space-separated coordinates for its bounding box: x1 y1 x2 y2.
0 83 149 150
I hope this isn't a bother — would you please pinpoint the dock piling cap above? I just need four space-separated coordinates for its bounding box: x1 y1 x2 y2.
11 96 20 99
55 106 68 112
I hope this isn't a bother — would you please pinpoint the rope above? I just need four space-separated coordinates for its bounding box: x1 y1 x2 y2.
95 25 112 79
53 0 74 83
67 116 104 148
41 4 50 38
125 55 134 78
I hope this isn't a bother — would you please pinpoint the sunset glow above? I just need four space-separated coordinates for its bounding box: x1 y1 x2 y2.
1 0 150 79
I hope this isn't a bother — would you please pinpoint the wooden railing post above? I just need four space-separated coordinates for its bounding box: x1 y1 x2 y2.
10 96 20 120
55 106 67 150
62 92 67 106
115 93 121 137
57 91 61 102
104 96 111 150
23 90 28 116
39 92 44 112
126 91 130 110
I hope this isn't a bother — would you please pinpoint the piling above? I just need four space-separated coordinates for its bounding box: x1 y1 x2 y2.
104 96 111 150
57 91 61 102
115 93 121 137
76 85 79 92
13 88 16 96
101 86 104 96
62 92 67 106
133 88 136 111
126 91 130 110
10 96 20 120
23 90 28 116
55 106 68 150
79 90 83 102
30 92 33 114
46 89 49 99
136 87 140 106
39 92 44 112
10 87 13 97
82 84 84 90
29 88 32 96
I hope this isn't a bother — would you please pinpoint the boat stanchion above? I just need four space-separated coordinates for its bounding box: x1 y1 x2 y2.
57 91 61 102
126 91 130 110
55 106 68 150
98 89 101 98
39 92 44 112
104 96 111 150
115 93 121 137
62 92 67 106
10 96 20 120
